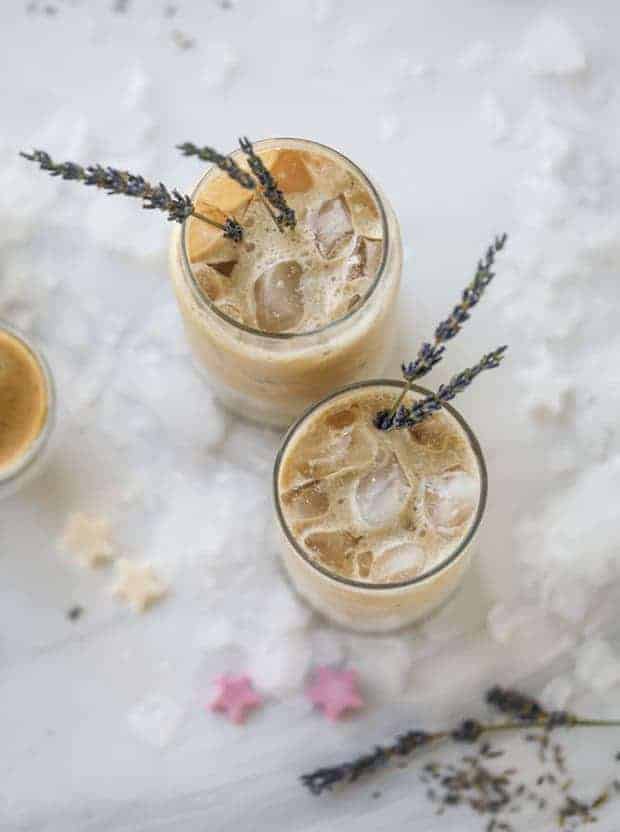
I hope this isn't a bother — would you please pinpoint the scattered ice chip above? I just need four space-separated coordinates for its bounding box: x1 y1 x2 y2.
282 480 329 520
311 628 347 666
263 585 313 634
127 693 184 748
574 639 620 693
355 452 411 528
351 637 413 697
248 634 312 697
520 14 587 78
254 259 304 332
370 539 426 582
423 470 477 533
345 236 382 281
378 114 402 142
313 195 354 259
480 93 508 143
458 40 496 71
202 41 241 90
486 602 542 645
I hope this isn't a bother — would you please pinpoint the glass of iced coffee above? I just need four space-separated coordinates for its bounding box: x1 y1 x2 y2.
0 321 56 500
273 380 487 632
169 138 402 428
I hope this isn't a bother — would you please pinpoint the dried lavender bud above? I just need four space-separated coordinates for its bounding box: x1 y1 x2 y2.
486 687 548 722
177 141 256 190
452 720 485 742
301 686 620 796
434 234 507 345
374 346 508 431
20 149 243 241
401 342 445 382
393 730 433 755
377 234 507 430
238 136 296 229
401 234 507 384
300 766 351 796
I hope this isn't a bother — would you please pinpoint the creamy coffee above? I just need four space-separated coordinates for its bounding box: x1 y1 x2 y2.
0 328 48 473
274 382 486 631
169 139 402 428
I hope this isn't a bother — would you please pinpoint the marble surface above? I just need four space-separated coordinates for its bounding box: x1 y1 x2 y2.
2 1 620 830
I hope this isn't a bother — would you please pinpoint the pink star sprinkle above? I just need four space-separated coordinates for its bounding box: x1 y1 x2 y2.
306 666 365 721
208 674 262 724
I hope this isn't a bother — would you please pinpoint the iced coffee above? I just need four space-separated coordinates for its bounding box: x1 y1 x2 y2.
169 138 402 427
274 381 486 632
0 322 55 498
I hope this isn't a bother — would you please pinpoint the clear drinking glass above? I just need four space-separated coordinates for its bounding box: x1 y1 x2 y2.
0 321 56 500
273 380 487 632
169 138 402 428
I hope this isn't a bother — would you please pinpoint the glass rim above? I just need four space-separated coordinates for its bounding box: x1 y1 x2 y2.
0 320 56 487
180 136 390 341
273 379 488 591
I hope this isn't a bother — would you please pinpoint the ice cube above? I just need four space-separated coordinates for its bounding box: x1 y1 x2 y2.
254 259 304 332
313 195 354 259
308 428 352 477
325 406 358 430
187 216 238 265
195 265 226 302
305 530 360 577
356 550 373 579
371 539 426 582
354 452 411 528
270 149 313 193
423 470 477 533
282 480 329 520
345 236 382 281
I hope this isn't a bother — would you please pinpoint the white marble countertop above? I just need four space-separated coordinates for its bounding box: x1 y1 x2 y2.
2 1 620 829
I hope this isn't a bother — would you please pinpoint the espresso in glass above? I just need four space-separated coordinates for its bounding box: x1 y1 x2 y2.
0 322 55 499
274 381 486 632
169 139 402 428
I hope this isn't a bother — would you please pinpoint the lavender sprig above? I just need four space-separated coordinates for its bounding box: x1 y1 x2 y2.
301 687 620 796
374 346 508 431
176 141 256 191
402 234 507 382
238 137 296 230
20 149 243 242
385 234 507 428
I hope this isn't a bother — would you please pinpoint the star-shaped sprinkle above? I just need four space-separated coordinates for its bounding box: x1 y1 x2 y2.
306 666 365 721
60 512 115 568
112 559 168 612
208 675 262 724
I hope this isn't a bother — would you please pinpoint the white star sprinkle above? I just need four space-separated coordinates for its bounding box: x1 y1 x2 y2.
60 512 115 568
112 559 168 613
